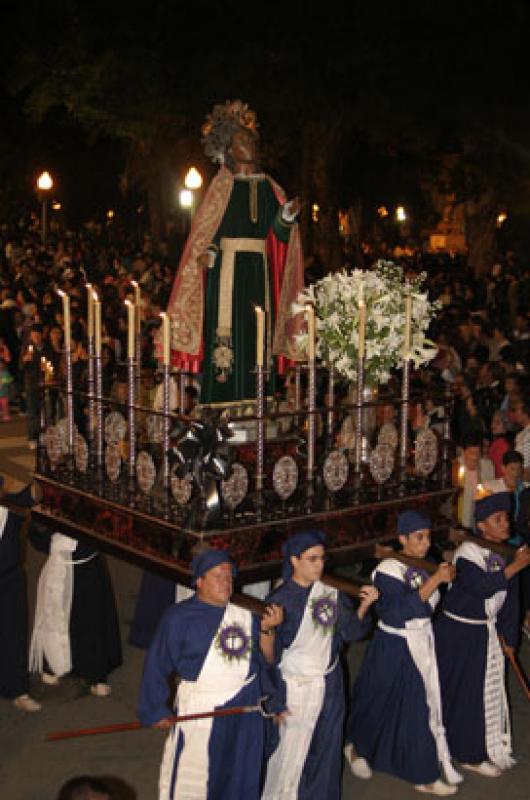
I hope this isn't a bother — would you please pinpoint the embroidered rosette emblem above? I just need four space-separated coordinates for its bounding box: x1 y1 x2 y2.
485 552 506 573
405 566 430 590
213 343 234 383
216 623 251 662
311 595 338 633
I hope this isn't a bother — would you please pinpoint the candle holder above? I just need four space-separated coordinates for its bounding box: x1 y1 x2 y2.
95 352 104 469
327 365 335 447
135 332 142 396
162 364 171 492
127 356 136 489
353 356 365 494
64 344 75 472
399 357 411 493
441 381 453 488
179 372 187 416
37 375 47 474
87 335 95 444
255 365 269 494
307 358 317 485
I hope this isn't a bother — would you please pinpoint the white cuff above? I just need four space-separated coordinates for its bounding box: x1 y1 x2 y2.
281 201 298 223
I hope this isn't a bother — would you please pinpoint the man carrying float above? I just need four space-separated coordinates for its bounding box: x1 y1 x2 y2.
138 549 282 800
435 492 530 777
345 511 462 796
261 530 378 799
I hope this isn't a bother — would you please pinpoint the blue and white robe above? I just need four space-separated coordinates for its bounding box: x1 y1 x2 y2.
262 579 371 800
138 596 267 800
434 542 519 770
346 559 461 786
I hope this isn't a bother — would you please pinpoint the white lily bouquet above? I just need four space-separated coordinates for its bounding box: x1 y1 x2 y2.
292 260 439 386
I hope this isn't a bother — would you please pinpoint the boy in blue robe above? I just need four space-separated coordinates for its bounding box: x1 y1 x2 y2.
434 492 530 777
345 511 462 796
261 530 378 800
138 549 282 800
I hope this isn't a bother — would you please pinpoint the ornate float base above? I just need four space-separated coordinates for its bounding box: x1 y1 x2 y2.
33 473 455 586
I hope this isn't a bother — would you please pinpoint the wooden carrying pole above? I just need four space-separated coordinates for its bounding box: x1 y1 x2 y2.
232 573 364 617
47 703 264 742
448 528 520 560
374 543 438 575
500 636 530 702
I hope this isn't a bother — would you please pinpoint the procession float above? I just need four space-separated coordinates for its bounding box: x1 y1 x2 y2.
30 260 457 596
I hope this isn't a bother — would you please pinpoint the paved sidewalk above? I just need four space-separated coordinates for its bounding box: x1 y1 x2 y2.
0 418 529 799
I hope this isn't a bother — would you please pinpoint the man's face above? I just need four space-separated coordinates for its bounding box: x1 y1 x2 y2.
463 446 481 470
399 528 431 559
478 363 490 384
478 511 510 542
291 544 325 586
30 330 43 347
513 402 527 426
502 461 523 488
490 413 505 436
458 323 471 341
229 129 257 165
196 562 233 606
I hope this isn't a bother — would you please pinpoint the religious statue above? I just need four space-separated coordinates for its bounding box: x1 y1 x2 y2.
165 100 304 405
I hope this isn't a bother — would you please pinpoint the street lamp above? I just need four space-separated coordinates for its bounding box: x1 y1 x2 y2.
184 167 203 191
179 167 203 220
37 171 54 246
396 205 407 222
179 189 194 209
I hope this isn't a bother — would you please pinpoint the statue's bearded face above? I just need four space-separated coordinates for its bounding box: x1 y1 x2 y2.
229 128 258 165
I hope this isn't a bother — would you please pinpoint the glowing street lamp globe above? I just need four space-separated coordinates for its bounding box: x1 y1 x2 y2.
37 171 53 192
179 189 194 209
184 167 203 190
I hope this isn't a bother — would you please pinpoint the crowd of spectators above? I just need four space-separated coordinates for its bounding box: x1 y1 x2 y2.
0 225 176 446
1 225 529 480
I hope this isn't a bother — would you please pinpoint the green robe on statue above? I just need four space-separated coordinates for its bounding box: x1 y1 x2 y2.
201 175 293 405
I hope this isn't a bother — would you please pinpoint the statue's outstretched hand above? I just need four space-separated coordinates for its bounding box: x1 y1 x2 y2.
285 196 301 219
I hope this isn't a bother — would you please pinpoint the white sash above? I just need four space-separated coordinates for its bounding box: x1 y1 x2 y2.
217 237 267 341
262 581 337 799
451 543 514 770
29 533 96 677
375 560 461 784
159 602 254 800
175 584 194 603
0 506 8 540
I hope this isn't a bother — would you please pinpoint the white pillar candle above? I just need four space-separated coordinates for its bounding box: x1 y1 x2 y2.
125 299 135 359
403 292 412 358
86 283 94 338
358 301 366 360
306 304 316 361
58 290 71 350
93 291 102 356
131 280 141 333
255 306 265 366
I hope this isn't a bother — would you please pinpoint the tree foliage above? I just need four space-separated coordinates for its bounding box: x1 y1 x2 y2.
3 0 530 268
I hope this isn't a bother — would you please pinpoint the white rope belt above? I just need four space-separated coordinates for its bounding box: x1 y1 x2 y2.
443 610 488 625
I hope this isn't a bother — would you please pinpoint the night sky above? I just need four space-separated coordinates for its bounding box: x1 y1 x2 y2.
2 0 530 241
